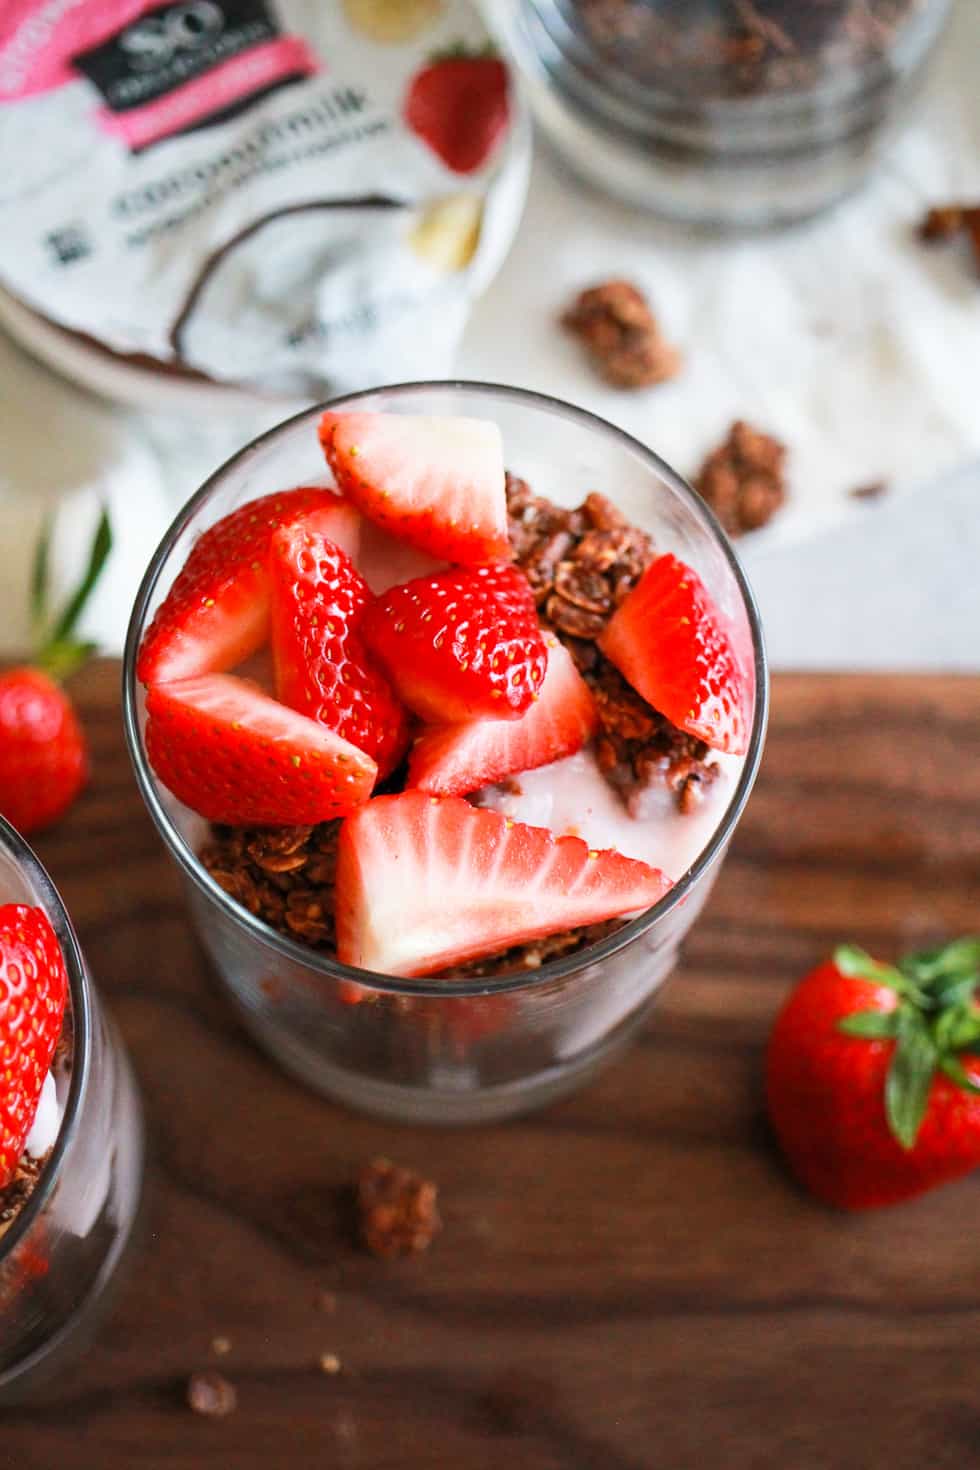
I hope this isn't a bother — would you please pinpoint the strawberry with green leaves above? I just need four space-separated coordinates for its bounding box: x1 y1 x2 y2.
767 938 980 1209
0 511 112 835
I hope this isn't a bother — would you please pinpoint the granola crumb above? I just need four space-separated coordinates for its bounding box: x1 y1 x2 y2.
561 279 682 389
210 1336 232 1357
319 1352 342 1375
918 202 980 276
187 1370 237 1418
849 479 889 501
357 1157 441 1260
694 420 787 536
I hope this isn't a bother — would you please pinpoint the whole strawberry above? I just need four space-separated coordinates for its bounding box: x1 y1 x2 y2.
0 511 111 835
403 46 510 175
767 938 980 1209
0 903 68 1187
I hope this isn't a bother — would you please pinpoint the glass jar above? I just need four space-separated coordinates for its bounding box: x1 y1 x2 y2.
124 382 768 1125
0 818 144 1400
489 0 953 226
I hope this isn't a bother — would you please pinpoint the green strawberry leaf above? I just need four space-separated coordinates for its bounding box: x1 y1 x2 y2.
30 515 52 635
834 945 895 982
901 937 980 990
838 1009 903 1040
933 1004 980 1053
49 508 112 646
40 639 98 683
938 1056 980 1095
834 945 926 1004
885 1018 937 1151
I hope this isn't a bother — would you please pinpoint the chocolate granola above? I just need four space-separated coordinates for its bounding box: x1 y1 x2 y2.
505 472 720 813
572 0 928 99
357 1158 441 1259
694 420 787 536
561 279 682 389
918 202 980 278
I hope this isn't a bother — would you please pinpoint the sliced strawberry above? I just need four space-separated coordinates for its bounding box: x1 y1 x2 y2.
136 487 359 685
319 411 509 565
144 674 376 826
335 791 672 977
0 904 68 1188
361 564 547 724
407 637 597 796
269 511 409 778
598 554 752 755
356 517 444 596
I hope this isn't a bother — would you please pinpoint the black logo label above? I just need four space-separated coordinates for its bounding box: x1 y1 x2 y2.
73 0 283 114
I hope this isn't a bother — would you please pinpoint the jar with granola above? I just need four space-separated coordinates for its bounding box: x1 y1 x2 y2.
488 0 953 226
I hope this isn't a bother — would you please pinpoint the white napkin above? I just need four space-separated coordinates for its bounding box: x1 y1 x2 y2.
459 0 980 550
0 330 172 657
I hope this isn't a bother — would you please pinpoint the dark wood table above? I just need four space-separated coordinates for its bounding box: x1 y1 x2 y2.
4 664 979 1470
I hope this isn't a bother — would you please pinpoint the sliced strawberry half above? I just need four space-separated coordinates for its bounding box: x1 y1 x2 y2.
598 553 752 755
136 487 360 685
269 511 409 778
361 563 547 723
319 411 509 565
407 637 598 796
334 791 672 977
144 674 376 826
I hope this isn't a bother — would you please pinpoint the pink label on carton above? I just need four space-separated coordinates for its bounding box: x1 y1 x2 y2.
93 34 318 148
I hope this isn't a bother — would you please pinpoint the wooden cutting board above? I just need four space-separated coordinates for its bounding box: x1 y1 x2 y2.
6 663 979 1470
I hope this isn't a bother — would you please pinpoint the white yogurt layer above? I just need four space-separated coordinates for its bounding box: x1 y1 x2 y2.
25 1069 62 1159
477 747 743 881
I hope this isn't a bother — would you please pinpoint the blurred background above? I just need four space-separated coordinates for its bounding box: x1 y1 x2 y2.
0 0 977 669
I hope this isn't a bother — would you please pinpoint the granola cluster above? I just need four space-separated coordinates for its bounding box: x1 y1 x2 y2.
506 472 719 814
919 203 980 277
694 419 787 537
202 823 340 949
357 1157 441 1259
561 280 682 389
0 1154 42 1240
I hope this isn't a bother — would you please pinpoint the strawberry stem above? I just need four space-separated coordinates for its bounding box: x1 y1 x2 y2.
835 936 980 1151
33 508 112 683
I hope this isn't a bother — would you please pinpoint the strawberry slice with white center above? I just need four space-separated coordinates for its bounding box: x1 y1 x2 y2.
334 791 672 977
136 487 359 686
598 554 752 755
144 674 376 826
319 411 509 565
407 637 598 797
269 511 409 778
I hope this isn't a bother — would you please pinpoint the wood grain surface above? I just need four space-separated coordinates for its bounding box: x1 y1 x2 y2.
3 663 979 1470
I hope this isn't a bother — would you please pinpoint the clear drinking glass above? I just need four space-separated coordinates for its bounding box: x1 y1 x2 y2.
123 382 768 1124
0 818 144 1399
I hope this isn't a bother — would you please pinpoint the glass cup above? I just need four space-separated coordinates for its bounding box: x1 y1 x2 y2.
0 817 144 1399
123 382 768 1124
